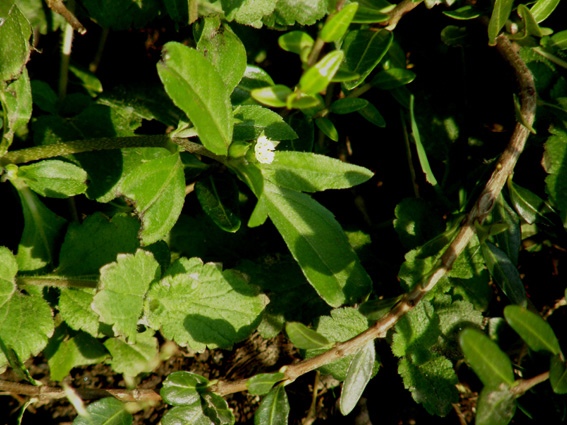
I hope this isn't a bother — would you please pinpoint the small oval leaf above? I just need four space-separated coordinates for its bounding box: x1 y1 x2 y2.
504 305 560 355
73 398 133 425
358 103 386 127
320 3 359 43
371 68 416 90
475 386 516 425
278 31 314 62
247 373 285 395
340 341 376 415
251 85 292 108
285 322 332 349
254 384 289 425
299 50 344 96
550 354 567 394
329 98 369 114
160 371 209 406
315 117 339 141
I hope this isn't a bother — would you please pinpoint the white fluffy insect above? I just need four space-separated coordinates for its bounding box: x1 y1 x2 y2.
254 134 279 164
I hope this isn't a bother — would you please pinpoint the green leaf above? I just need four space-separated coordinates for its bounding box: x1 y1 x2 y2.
530 0 561 23
1 68 32 147
58 288 101 337
161 371 209 406
285 322 332 349
358 102 386 127
196 17 247 93
145 257 265 351
340 341 376 415
195 174 241 233
475 386 516 425
0 2 31 83
251 85 292 108
491 194 521 266
507 180 555 226
120 151 186 245
92 250 160 342
351 0 393 23
299 50 344 96
232 65 276 106
512 5 546 39
410 95 438 187
268 0 327 26
254 384 289 425
278 31 314 62
550 354 567 394
371 68 416 90
459 328 515 388
0 248 54 371
73 397 132 425
103 330 158 377
247 373 285 395
16 0 65 35
542 127 567 230
45 328 108 382
69 65 103 97
259 182 372 307
548 30 567 50
162 0 191 24
233 105 298 141
18 160 88 198
393 197 446 250
260 151 373 192
162 404 212 425
329 98 369 114
13 183 67 272
487 0 514 46
78 0 161 30
315 117 339 141
503 305 560 355
221 0 276 27
481 242 527 307
201 392 235 425
442 5 481 20
320 3 358 43
342 29 393 90
158 42 232 156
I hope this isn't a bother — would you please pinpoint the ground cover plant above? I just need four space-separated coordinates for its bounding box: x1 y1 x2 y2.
1 0 567 424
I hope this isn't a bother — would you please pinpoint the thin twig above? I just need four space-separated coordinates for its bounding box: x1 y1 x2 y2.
511 371 549 396
382 0 423 30
46 0 86 35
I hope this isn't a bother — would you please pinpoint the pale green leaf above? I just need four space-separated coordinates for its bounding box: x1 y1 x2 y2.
268 0 327 26
0 2 31 82
73 397 132 425
342 29 393 90
162 404 211 425
221 0 276 27
18 160 88 198
69 65 102 97
459 328 515 388
251 85 292 108
320 3 358 43
475 386 516 425
278 31 314 62
260 151 373 192
232 65 275 106
487 0 514 46
442 5 481 20
195 174 241 233
285 322 331 349
158 42 232 155
58 288 101 337
504 305 560 355
299 50 344 96
120 152 185 245
104 330 158 377
161 371 209 406
254 384 289 425
550 354 567 394
0 68 32 145
340 341 376 415
530 0 561 23
233 105 298 141
145 257 265 351
92 250 161 342
247 373 285 396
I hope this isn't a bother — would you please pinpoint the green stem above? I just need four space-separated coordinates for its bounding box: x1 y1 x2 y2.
17 276 98 289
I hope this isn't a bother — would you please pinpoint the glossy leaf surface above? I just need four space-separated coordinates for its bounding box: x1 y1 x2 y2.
161 371 209 406
73 397 132 425
299 50 344 96
487 0 514 45
254 384 289 425
320 3 358 43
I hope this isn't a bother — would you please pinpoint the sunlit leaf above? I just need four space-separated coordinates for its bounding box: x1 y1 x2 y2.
487 0 514 46
285 322 331 349
299 50 344 96
73 397 132 425
18 160 88 198
161 371 209 406
504 305 560 355
247 373 285 395
530 0 561 23
320 3 358 43
315 117 339 141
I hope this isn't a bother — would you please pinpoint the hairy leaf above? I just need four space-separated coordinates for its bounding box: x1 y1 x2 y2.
0 2 31 82
269 0 327 26
221 0 276 27
233 105 298 142
0 68 32 145
18 160 88 198
232 65 276 106
73 397 132 425
196 174 241 233
475 386 516 425
104 330 158 377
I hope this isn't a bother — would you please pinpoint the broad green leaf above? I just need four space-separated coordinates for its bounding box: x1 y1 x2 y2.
120 151 185 245
0 2 31 82
161 371 209 406
1 68 32 148
371 68 416 90
278 31 314 62
530 0 561 23
548 30 567 50
504 305 560 355
542 127 567 229
507 180 555 226
320 3 358 43
254 384 289 425
145 257 265 351
13 183 67 272
221 0 276 27
392 300 438 357
358 102 386 127
329 98 369 114
459 328 515 388
299 50 344 96
162 404 212 425
0 247 54 371
201 392 235 425
18 160 88 198
259 182 372 307
92 250 160 342
196 17 247 93
268 0 327 26
487 0 514 46
79 0 161 30
475 386 516 425
251 85 292 108
232 65 275 106
260 151 373 192
58 288 102 337
195 174 241 233
233 105 298 141
57 213 140 276
410 95 438 187
104 330 158 377
280 112 314 152
247 373 285 395
340 341 376 415
481 242 527 307
332 68 361 82
315 116 339 141
73 397 132 425
158 42 232 156
342 29 393 90
285 322 332 349
442 5 481 20
550 354 567 394
45 328 108 382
